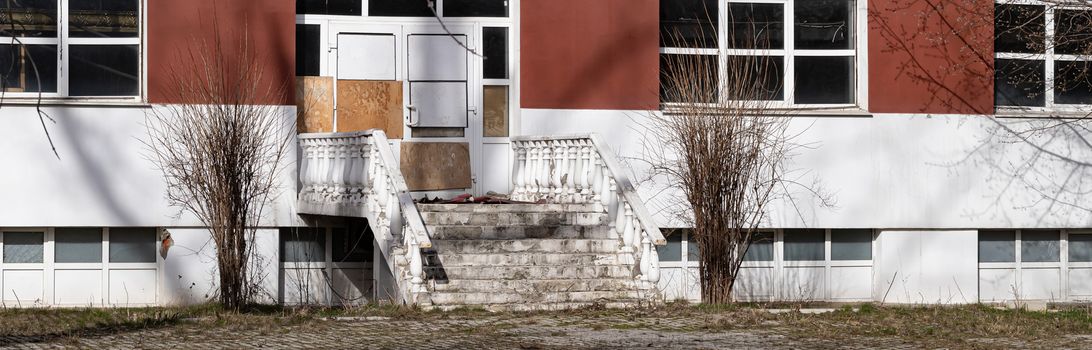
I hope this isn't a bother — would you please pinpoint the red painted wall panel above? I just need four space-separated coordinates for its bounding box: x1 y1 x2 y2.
868 0 994 114
147 0 295 105
521 0 660 110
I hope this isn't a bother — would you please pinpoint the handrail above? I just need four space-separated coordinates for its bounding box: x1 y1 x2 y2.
509 133 664 284
296 129 431 304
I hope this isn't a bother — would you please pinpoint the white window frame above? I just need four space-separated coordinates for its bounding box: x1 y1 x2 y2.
280 226 372 305
978 229 1072 300
994 0 1092 115
660 0 868 111
0 227 160 307
0 0 145 103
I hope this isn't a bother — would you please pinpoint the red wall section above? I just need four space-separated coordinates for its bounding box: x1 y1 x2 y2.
868 0 994 114
521 0 660 110
147 0 295 105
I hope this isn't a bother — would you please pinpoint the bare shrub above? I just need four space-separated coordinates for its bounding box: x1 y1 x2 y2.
145 25 292 310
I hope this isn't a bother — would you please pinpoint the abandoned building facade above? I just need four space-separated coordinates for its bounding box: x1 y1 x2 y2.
0 0 1090 308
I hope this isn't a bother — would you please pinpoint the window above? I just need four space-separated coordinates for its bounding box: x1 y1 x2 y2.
1071 233 1092 262
0 0 140 97
783 229 824 261
979 230 1017 262
743 232 773 261
994 2 1092 108
297 0 362 16
109 228 156 263
482 26 511 138
331 226 371 263
831 229 871 261
297 24 321 76
444 0 508 17
55 228 103 263
657 230 684 262
281 228 326 263
3 232 43 263
1021 230 1060 262
369 0 433 17
659 0 858 106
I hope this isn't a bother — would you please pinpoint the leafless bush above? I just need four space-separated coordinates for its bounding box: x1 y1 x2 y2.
145 26 292 310
647 22 800 303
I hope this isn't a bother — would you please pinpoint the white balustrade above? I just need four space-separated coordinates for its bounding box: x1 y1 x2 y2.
298 130 431 302
509 134 666 284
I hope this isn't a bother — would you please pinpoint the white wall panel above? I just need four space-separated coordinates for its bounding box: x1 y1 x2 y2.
1020 268 1062 301
55 269 103 305
337 34 397 80
781 267 826 301
874 230 978 304
408 35 467 81
1068 268 1092 299
520 109 1092 230
0 106 300 227
410 82 468 127
979 269 1017 302
3 270 44 305
109 269 156 305
481 143 511 195
281 268 328 304
331 268 371 305
734 267 775 301
830 266 872 300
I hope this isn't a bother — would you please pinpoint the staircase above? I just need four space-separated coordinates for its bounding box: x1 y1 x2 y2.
417 203 654 311
297 131 665 310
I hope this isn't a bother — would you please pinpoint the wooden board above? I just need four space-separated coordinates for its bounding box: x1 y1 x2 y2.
483 85 509 137
296 76 334 133
399 142 472 191
336 80 403 139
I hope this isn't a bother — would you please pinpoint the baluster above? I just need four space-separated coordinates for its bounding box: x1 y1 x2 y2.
526 142 540 201
512 143 526 201
299 143 313 202
620 202 635 253
566 140 579 202
643 237 661 283
409 241 424 286
320 139 334 201
347 144 363 204
558 140 570 202
332 141 347 201
551 141 564 200
540 141 553 201
578 141 591 203
590 155 603 208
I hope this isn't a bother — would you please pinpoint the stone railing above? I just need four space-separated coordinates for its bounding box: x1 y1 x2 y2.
297 130 430 304
510 134 665 284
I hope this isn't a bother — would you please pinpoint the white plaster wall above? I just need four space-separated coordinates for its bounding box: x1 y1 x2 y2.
0 105 300 228
873 230 979 304
520 109 1092 229
160 228 280 305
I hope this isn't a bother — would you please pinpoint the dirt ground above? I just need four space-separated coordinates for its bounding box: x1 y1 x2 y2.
0 303 1089 349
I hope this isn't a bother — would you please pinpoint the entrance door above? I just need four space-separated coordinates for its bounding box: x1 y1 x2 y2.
332 23 483 197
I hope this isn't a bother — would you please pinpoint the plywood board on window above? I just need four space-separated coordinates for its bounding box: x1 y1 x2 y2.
296 76 334 133
336 80 403 139
399 142 471 191
483 85 509 137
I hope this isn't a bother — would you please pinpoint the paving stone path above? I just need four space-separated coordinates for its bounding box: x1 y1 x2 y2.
0 313 1085 349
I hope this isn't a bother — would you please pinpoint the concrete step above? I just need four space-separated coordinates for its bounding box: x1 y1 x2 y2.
418 203 600 213
429 290 642 305
430 252 620 267
428 225 616 240
430 239 620 254
420 211 608 226
430 278 637 294
430 265 634 280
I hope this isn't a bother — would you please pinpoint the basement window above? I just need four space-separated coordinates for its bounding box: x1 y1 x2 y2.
54 228 103 263
783 229 825 261
2 232 44 264
109 228 156 263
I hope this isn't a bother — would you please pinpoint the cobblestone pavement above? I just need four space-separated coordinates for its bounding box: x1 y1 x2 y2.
1 312 1088 350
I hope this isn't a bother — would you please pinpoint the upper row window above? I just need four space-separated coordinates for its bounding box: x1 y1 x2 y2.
298 0 509 17
0 0 140 97
994 3 1092 108
659 0 857 106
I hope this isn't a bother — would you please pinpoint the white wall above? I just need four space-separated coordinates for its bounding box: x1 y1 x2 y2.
521 109 1092 229
0 105 300 228
873 230 979 304
160 228 280 305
